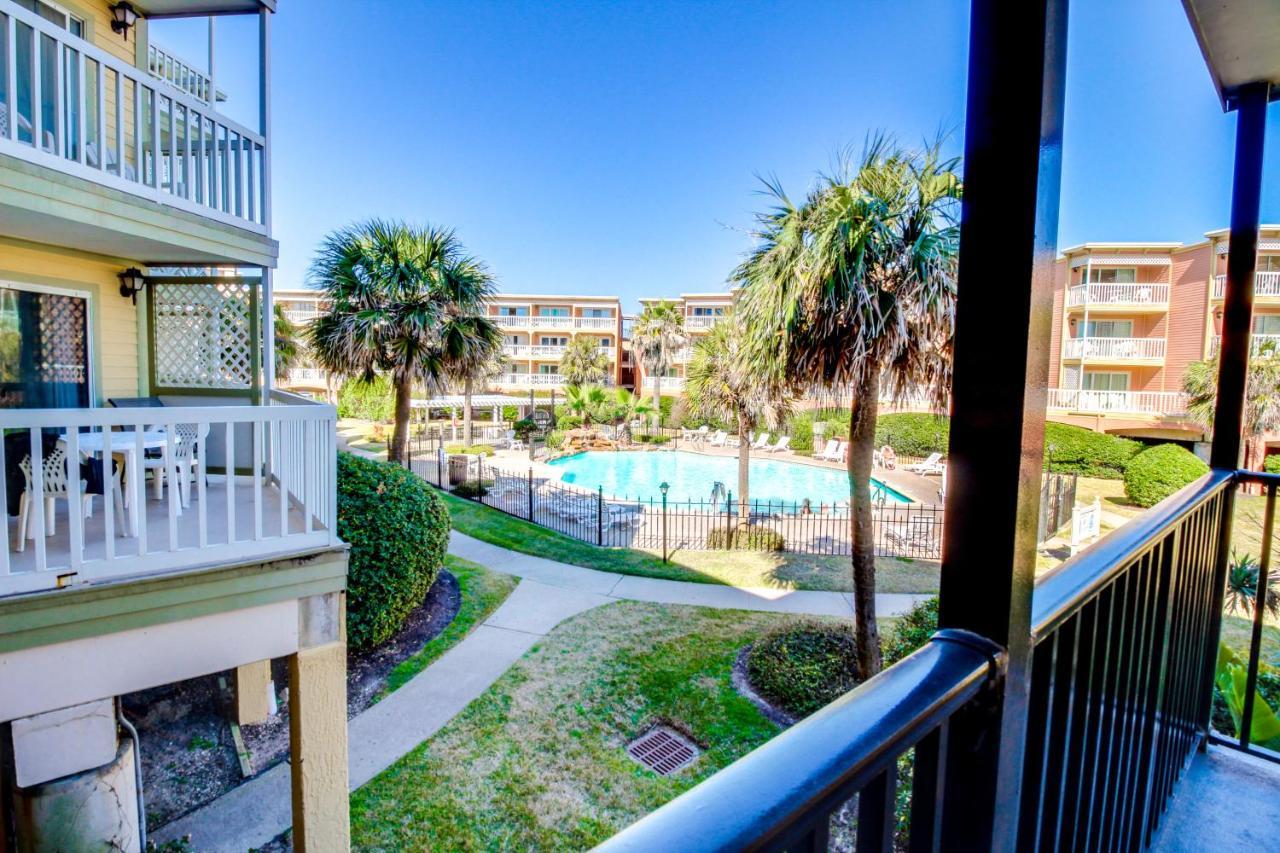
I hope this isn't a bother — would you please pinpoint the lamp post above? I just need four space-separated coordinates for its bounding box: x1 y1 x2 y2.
659 481 670 563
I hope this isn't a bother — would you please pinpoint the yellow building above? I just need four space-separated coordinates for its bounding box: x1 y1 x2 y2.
1 2 349 850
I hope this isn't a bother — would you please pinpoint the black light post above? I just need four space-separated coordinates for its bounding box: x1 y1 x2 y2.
660 481 670 563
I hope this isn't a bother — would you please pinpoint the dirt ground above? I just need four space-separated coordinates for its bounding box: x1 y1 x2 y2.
128 571 461 830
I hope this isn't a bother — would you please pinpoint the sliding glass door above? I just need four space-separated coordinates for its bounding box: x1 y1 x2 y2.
0 282 90 409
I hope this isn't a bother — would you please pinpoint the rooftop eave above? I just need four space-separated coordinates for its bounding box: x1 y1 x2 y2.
1181 0 1280 111
137 0 275 19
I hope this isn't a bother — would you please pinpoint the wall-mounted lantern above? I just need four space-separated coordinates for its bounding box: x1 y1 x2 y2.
109 2 138 40
118 267 147 305
1213 308 1224 336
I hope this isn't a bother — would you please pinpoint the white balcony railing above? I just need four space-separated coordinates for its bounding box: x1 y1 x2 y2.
1065 283 1169 308
494 373 568 387
1213 271 1280 299
685 316 724 329
0 1 267 232
531 316 574 329
285 367 328 384
281 307 324 325
1063 337 1166 360
575 317 615 330
1209 334 1280 357
494 315 531 328
147 41 215 104
0 397 338 597
1047 389 1189 416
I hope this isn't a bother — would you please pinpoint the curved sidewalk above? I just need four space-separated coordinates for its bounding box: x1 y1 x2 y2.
156 532 929 851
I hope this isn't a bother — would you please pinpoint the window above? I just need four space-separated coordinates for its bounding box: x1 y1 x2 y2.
540 336 568 347
598 337 612 348
691 306 726 316
538 307 569 317
1254 315 1280 335
503 334 522 346
1260 255 1280 273
538 365 559 375
1082 372 1130 392
582 308 612 318
498 306 528 316
1083 320 1133 338
1087 267 1137 284
0 282 91 409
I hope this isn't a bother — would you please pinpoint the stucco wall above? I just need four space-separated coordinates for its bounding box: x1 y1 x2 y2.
0 237 143 403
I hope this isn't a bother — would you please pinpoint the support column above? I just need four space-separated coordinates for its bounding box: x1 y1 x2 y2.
234 660 272 726
288 641 349 853
936 0 1068 849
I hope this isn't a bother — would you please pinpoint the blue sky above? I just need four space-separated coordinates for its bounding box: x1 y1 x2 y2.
158 1 1278 310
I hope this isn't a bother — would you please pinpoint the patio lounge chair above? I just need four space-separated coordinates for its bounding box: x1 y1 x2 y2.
835 441 848 463
816 440 840 461
885 518 941 557
751 433 772 450
905 453 946 475
880 445 897 470
763 436 791 453
708 430 729 447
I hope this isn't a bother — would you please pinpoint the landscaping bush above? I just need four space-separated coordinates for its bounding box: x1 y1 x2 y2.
875 413 949 457
556 414 584 430
747 621 859 717
545 430 566 450
706 524 785 551
1123 443 1209 507
1042 422 1142 479
452 479 494 499
443 443 496 457
1266 454 1280 475
336 452 449 650
336 376 394 423
882 597 938 666
786 411 818 455
637 434 671 445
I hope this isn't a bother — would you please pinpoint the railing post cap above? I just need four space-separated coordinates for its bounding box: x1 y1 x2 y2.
930 629 1007 674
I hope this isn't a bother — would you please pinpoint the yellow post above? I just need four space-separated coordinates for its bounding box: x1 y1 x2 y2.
234 660 273 725
288 640 350 853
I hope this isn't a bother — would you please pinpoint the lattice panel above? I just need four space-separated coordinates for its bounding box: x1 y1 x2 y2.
152 282 254 389
37 293 88 384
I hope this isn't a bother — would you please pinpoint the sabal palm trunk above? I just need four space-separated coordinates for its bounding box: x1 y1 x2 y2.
737 415 751 528
651 374 662 430
463 376 474 447
390 377 412 464
848 369 883 679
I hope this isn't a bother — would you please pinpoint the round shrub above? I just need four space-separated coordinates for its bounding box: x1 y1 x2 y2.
706 524 785 551
1043 422 1142 479
452 479 494 499
747 621 859 718
1123 443 1209 508
545 430 566 450
556 414 584 430
336 452 449 650
874 413 950 457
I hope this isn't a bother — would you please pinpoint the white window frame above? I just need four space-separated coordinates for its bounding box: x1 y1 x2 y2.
1084 319 1134 338
1082 370 1130 392
1 278 96 405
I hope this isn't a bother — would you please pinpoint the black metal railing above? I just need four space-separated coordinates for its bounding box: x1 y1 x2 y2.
1021 470 1234 851
599 630 1005 852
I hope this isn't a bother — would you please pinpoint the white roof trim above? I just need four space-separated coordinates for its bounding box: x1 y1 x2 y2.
1068 255 1174 268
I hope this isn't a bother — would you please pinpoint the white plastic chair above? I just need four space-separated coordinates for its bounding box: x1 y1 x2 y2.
507 429 526 451
143 423 208 507
16 447 124 550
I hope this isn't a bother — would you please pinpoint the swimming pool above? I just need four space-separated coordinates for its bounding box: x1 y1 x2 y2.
547 450 912 506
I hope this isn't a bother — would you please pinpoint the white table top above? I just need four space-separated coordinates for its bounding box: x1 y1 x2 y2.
59 430 177 452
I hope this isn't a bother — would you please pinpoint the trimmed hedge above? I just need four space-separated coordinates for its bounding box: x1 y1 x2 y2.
747 621 860 717
1043 422 1142 479
452 479 494 498
706 524 785 551
336 376 394 423
336 452 450 650
874 413 949 457
1123 444 1209 508
1266 454 1280 475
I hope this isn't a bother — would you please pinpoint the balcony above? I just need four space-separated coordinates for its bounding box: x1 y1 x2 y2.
1065 283 1170 310
1063 336 1166 362
685 315 723 330
284 367 329 385
1209 333 1280 357
1 394 338 598
574 317 616 330
280 307 324 325
0 1 268 235
493 373 569 387
1047 388 1189 416
1213 271 1280 299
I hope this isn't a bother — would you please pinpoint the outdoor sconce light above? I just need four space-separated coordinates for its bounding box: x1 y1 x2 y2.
118 267 147 305
1213 308 1224 336
109 2 138 40
659 482 670 498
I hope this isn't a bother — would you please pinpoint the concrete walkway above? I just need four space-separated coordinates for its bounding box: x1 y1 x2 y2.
155 533 927 851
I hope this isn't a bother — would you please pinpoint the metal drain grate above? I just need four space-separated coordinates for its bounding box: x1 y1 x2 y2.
626 726 700 776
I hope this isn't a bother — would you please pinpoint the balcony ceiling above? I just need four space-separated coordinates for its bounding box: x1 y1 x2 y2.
1182 0 1280 110
137 0 275 18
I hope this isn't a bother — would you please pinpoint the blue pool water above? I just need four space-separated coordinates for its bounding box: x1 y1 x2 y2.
547 450 912 506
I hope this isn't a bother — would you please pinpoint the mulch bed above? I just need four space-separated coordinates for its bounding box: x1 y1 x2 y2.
128 570 461 830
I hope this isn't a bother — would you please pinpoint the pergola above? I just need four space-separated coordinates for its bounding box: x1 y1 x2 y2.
410 394 531 423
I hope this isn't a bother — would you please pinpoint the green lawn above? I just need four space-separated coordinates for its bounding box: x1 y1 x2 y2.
351 602 851 850
379 555 518 698
439 490 939 594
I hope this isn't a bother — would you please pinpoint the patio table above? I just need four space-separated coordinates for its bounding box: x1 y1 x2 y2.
59 429 181 537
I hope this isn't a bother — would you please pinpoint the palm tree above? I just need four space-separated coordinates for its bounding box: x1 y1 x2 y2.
633 301 687 426
686 317 790 525
608 388 654 444
450 326 506 447
307 220 498 463
737 138 961 679
564 384 609 426
559 337 611 386
273 303 301 381
1184 345 1280 472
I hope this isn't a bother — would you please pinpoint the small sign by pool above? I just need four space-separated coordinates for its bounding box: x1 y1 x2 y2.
547 450 912 506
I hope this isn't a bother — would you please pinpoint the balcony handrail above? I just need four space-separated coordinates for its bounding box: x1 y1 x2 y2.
1066 282 1170 307
1213 270 1280 298
1 0 267 231
1063 336 1166 359
599 630 1004 852
147 40 216 104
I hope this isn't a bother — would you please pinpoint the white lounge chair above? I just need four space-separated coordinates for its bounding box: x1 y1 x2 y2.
905 452 946 475
708 430 729 447
835 441 848 463
750 432 772 450
764 436 791 453
816 439 840 461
